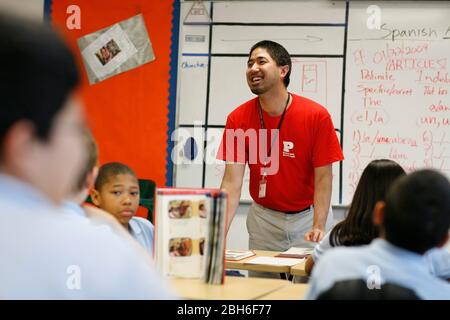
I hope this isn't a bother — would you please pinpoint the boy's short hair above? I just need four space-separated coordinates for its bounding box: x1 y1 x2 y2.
383 169 450 254
95 162 137 190
0 14 79 157
74 129 98 192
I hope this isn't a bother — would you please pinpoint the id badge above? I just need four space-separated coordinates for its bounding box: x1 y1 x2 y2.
258 176 267 198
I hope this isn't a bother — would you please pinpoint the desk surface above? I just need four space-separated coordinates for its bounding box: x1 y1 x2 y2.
258 283 309 300
289 261 308 277
226 250 307 277
170 276 288 300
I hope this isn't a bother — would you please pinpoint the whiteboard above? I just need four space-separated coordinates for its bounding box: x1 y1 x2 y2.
175 1 450 205
213 1 345 23
343 1 450 203
211 25 345 55
208 56 343 129
176 0 346 203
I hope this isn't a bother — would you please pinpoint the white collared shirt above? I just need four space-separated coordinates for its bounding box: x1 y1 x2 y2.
0 174 174 299
129 217 154 256
306 238 450 300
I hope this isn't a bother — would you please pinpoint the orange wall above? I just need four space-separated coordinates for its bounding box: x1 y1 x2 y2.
51 0 175 191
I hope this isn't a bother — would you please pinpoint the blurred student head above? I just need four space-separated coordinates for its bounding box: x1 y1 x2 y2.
374 169 450 254
0 14 86 204
92 162 140 227
330 159 406 246
68 128 99 204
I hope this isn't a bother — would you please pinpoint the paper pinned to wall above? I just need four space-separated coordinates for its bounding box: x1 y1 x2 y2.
77 13 155 84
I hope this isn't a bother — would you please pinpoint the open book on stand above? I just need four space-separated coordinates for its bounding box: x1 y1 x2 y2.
154 188 227 284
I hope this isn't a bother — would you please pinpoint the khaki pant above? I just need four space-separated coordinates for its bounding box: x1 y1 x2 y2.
246 202 333 279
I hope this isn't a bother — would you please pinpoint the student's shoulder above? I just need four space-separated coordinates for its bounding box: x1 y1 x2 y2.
131 216 154 231
317 245 366 271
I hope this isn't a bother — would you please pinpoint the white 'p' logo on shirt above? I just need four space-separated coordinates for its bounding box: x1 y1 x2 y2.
282 141 295 158
283 141 294 153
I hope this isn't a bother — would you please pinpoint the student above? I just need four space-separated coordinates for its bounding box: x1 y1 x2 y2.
305 159 406 275
0 14 173 299
61 128 99 218
306 169 450 300
91 162 155 255
61 130 132 236
425 247 450 281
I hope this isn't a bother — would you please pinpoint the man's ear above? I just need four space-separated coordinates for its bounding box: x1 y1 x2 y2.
437 233 449 248
84 166 99 191
2 120 36 173
91 189 101 206
279 65 289 80
373 201 385 227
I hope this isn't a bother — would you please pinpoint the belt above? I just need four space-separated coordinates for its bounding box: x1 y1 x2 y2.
283 205 312 214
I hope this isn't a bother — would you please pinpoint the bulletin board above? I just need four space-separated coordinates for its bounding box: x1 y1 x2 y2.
48 0 179 196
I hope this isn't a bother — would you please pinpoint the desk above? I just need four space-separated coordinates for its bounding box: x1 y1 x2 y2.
226 250 307 277
258 283 309 300
290 261 308 277
170 276 288 300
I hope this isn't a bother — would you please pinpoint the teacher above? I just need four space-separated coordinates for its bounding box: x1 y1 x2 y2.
218 40 344 253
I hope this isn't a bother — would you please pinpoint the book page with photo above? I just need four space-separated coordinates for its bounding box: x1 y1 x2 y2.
154 188 227 284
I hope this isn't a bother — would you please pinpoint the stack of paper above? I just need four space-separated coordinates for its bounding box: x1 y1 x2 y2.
225 250 255 261
276 247 314 259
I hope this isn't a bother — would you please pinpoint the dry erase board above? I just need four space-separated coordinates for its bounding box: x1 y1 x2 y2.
174 0 450 205
343 1 450 202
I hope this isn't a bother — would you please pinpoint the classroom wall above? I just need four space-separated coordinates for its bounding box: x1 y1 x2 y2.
0 0 44 19
49 0 176 217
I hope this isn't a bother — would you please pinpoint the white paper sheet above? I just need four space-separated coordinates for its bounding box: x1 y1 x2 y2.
245 256 305 266
81 24 138 79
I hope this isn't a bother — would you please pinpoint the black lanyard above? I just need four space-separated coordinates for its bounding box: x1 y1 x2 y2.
258 93 290 164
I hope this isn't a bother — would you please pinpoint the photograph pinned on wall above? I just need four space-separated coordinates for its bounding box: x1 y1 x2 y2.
77 14 155 84
95 39 121 65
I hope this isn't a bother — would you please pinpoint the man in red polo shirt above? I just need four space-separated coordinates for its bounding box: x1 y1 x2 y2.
218 40 344 260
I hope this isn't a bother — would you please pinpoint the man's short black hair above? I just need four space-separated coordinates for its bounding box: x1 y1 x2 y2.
383 169 450 254
94 162 138 190
0 14 79 156
249 40 292 87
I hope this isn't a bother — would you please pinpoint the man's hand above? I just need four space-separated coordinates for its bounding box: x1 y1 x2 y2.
304 227 325 243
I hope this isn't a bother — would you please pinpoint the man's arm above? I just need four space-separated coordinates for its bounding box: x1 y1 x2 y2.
220 162 245 234
304 164 333 243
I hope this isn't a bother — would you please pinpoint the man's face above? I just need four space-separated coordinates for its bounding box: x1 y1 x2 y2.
246 47 285 95
31 96 87 203
93 173 140 226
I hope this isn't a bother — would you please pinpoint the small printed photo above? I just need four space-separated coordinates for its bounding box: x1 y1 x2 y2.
169 237 193 257
168 200 192 219
198 200 207 219
199 238 205 256
95 39 121 66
